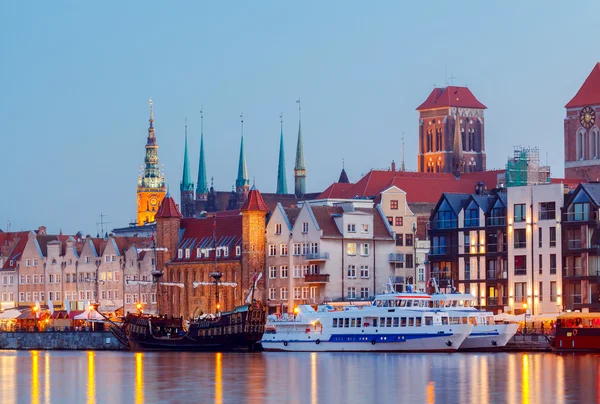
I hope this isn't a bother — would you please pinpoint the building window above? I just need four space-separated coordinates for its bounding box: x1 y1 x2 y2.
405 234 413 247
302 243 309 255
539 281 543 302
280 266 288 279
26 275 31 284
405 254 414 269
550 281 557 302
101 290 107 300
185 249 190 258
269 288 276 300
310 243 318 254
348 287 357 299
464 262 471 280
360 265 369 279
86 257 91 263
125 294 132 304
223 247 229 257
514 255 527 276
514 229 527 249
309 264 319 275
549 227 556 247
347 265 356 279
19 293 24 302
387 217 393 226
293 265 301 278
418 267 425 282
539 254 543 275
347 224 356 233
538 228 543 248
515 282 527 303
464 208 479 228
302 222 309 233
236 246 241 256
280 244 288 256
347 243 357 256
26 259 31 267
390 200 399 210
268 266 277 279
275 224 282 234
514 204 526 223
178 249 183 259
539 202 556 221
362 224 369 233
396 234 403 246
280 287 288 301
301 287 309 299
293 243 301 255
550 254 557 275
395 217 403 227
360 287 369 299
39 275 44 284
294 287 301 300
268 244 277 256
361 243 369 256
216 248 221 258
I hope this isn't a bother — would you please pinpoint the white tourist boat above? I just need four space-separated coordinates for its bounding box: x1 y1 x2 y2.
372 289 518 350
261 304 473 352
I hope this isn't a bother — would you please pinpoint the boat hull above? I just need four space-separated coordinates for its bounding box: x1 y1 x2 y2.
459 324 520 350
553 328 600 352
262 325 472 352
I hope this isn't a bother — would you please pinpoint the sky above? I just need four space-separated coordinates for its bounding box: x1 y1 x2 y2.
1 1 598 235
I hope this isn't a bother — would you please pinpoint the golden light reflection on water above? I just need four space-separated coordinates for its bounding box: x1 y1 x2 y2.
521 354 529 404
310 353 317 404
135 353 144 404
426 380 435 403
31 351 39 404
44 352 50 404
215 352 222 404
87 352 96 404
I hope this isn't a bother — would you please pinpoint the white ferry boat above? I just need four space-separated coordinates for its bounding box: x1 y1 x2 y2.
372 291 518 350
261 304 473 352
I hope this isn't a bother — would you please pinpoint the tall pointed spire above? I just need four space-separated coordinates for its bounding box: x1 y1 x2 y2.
180 117 195 218
294 99 306 198
236 113 250 199
196 108 208 200
276 113 288 194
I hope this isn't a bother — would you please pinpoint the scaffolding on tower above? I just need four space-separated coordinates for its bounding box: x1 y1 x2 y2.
504 146 551 187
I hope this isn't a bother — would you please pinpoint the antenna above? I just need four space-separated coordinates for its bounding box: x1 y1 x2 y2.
401 132 406 172
6 220 10 233
280 112 283 131
96 213 112 238
240 113 244 137
200 107 204 135
296 98 301 121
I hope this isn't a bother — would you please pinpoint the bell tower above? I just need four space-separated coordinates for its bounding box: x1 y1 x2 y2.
137 99 167 225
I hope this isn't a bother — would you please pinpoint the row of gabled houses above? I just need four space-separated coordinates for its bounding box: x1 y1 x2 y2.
429 181 600 316
0 227 158 315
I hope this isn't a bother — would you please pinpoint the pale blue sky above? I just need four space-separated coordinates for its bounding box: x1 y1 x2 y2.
1 1 597 234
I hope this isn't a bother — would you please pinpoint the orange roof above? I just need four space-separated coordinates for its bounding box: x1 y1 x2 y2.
241 188 268 211
156 194 182 219
565 63 600 109
417 86 486 111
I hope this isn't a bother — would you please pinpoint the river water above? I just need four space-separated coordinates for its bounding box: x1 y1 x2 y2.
0 350 596 403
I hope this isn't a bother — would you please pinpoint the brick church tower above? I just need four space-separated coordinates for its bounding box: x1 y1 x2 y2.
565 63 600 180
417 86 487 175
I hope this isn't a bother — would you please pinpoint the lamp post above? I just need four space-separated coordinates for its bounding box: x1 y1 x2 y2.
523 302 528 335
32 306 39 332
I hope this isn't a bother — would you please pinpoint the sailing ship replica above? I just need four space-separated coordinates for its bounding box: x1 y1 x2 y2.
110 255 267 351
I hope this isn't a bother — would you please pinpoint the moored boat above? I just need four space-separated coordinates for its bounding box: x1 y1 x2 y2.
552 312 600 352
261 304 472 352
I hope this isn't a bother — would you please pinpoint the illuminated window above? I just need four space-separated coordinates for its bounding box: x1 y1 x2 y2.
347 243 357 256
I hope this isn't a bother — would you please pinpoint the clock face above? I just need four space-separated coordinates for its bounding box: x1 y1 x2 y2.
580 106 596 129
149 196 158 206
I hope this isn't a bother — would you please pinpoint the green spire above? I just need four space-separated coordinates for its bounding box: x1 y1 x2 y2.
294 99 306 197
276 115 288 194
196 109 208 196
236 114 249 188
180 118 194 192
294 119 306 170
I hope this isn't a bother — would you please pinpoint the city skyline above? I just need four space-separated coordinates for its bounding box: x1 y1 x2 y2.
1 1 598 233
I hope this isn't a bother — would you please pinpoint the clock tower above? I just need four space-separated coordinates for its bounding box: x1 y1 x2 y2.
137 99 167 225
565 63 600 180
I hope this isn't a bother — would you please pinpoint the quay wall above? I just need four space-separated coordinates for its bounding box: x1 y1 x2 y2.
0 331 123 350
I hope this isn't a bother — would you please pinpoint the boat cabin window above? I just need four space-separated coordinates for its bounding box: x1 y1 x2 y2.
344 318 350 327
372 318 378 327
452 300 458 307
433 301 440 308
333 318 338 328
406 301 412 307
445 300 453 308
425 316 433 326
408 318 414 327
379 317 385 327
415 317 422 327
401 317 407 327
469 317 476 325
462 317 468 324
400 300 407 307
393 317 399 327
452 317 460 324
413 300 420 307
464 301 471 308
458 300 464 307
386 317 392 327
441 317 448 325
351 318 356 327
356 318 362 327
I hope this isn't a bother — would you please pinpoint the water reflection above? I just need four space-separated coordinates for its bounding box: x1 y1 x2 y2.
0 351 599 403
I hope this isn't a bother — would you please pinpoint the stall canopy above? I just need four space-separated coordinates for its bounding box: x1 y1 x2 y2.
0 309 22 320
74 310 105 321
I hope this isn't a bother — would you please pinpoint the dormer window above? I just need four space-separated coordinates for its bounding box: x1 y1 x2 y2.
85 257 91 263
390 200 399 210
185 249 190 258
197 248 201 257
347 224 356 233
236 246 241 256
26 259 31 267
275 224 282 234
177 249 183 259
302 222 309 233
223 247 229 257
216 248 221 258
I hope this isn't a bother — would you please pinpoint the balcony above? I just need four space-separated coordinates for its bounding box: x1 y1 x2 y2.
487 296 508 307
486 217 506 227
389 253 405 263
304 253 329 262
304 274 330 283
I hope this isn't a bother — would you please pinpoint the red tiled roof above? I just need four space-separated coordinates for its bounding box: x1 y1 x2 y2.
356 208 394 239
565 63 600 109
317 170 503 204
1 231 29 270
310 206 343 237
319 182 356 199
241 188 268 211
113 236 154 255
174 215 243 263
416 86 486 110
156 194 182 219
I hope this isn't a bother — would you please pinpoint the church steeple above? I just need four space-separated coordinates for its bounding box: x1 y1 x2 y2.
136 98 167 226
294 99 306 198
276 114 288 194
236 114 250 202
196 109 208 201
180 118 195 218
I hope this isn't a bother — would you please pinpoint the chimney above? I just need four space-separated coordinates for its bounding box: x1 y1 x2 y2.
38 226 47 236
391 160 396 172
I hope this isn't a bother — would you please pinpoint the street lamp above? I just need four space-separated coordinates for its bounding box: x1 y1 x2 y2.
523 303 528 335
32 306 39 332
136 303 143 314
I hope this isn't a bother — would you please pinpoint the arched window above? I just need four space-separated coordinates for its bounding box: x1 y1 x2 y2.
427 130 433 153
436 128 442 151
591 128 599 159
577 130 587 160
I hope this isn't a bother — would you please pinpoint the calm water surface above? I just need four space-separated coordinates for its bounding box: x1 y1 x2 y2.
0 350 597 403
